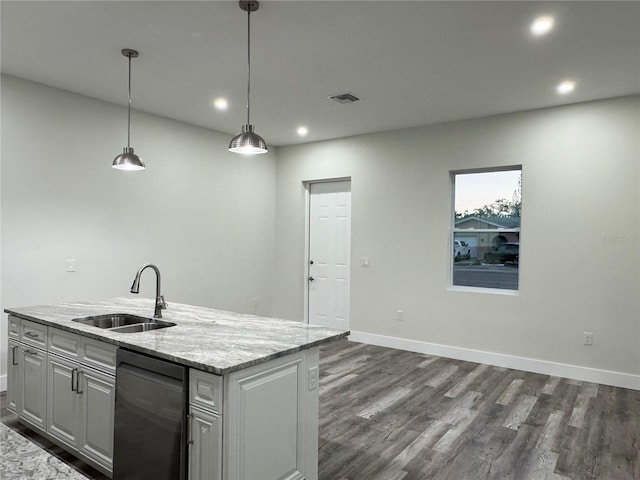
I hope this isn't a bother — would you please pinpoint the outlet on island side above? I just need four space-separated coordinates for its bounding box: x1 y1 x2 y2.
308 366 319 391
396 310 404 322
583 332 594 346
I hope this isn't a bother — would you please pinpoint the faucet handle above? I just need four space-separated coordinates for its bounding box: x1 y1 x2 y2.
159 295 167 309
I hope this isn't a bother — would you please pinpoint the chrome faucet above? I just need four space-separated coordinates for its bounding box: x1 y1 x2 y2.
130 263 167 318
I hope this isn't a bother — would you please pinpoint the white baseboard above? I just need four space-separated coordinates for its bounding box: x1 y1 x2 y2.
349 331 640 391
0 374 6 393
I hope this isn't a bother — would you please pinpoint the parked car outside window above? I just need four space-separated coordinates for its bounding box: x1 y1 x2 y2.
483 243 519 265
453 240 471 261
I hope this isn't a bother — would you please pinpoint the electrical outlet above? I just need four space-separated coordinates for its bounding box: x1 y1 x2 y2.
253 297 258 308
396 310 404 322
308 366 319 391
66 259 76 272
583 332 593 345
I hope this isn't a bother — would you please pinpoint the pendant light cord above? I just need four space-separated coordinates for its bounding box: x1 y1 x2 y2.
246 7 251 126
127 52 132 148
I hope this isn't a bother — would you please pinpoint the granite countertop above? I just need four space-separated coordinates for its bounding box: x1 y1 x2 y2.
4 298 349 375
1 423 89 480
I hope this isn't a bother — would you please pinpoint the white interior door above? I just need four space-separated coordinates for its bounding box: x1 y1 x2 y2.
308 181 351 330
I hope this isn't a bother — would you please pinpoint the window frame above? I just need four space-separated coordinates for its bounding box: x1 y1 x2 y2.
449 165 522 294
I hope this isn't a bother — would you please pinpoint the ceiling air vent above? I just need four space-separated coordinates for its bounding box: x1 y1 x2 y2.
329 93 360 104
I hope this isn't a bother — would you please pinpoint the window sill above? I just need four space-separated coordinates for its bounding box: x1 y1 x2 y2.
448 285 519 296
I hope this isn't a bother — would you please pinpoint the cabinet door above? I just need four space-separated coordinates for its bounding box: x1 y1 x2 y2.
47 355 80 449
19 347 48 431
77 367 115 472
189 406 221 480
7 340 20 413
225 354 307 480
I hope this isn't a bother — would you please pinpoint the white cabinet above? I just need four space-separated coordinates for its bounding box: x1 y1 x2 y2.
8 313 324 480
7 339 20 413
19 345 48 430
6 316 116 477
46 329 116 474
8 316 21 414
188 347 320 480
189 406 221 480
47 352 116 470
224 349 319 480
14 317 49 431
8 315 20 339
77 366 115 469
21 319 48 349
47 354 80 448
9 317 49 430
189 369 222 480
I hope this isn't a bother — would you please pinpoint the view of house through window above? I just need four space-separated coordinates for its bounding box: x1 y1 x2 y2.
452 167 521 291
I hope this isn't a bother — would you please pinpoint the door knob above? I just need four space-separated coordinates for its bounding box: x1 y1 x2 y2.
308 276 315 282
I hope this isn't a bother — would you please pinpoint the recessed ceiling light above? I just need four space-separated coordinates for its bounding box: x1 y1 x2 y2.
531 16 554 36
213 97 228 110
556 80 576 95
296 126 308 136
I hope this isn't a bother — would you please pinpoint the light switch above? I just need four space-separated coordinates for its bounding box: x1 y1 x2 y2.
361 257 370 267
66 259 76 272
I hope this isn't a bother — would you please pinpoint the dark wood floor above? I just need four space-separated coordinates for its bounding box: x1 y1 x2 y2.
318 340 639 480
2 339 639 479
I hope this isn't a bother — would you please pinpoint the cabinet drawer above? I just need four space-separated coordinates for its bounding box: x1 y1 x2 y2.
21 319 48 349
49 328 81 359
190 369 223 414
81 338 117 374
9 316 21 339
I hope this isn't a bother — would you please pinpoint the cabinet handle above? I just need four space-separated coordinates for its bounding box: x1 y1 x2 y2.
24 349 38 356
11 345 18 365
24 331 39 339
187 413 194 445
71 368 78 392
76 370 83 395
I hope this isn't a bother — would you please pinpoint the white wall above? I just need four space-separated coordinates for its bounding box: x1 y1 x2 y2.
2 75 638 390
1 75 277 382
273 96 640 386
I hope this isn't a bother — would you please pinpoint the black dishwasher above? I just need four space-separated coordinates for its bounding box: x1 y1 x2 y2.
113 349 188 480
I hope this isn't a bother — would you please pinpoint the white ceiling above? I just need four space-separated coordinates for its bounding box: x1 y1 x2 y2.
2 1 639 147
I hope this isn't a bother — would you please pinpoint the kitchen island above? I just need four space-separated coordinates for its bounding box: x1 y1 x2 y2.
5 298 349 480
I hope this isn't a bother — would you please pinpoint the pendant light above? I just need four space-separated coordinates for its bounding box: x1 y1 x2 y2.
112 48 145 170
229 1 268 155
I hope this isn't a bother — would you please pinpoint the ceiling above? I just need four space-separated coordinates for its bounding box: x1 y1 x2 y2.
2 1 639 147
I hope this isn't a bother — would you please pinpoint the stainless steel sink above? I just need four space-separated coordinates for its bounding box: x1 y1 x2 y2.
72 314 176 332
108 322 174 333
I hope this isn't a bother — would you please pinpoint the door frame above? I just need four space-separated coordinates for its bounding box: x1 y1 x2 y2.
303 177 352 325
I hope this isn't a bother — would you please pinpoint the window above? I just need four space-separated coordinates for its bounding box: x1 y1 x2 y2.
451 167 521 291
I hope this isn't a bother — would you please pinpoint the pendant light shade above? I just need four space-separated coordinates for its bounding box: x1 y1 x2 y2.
113 49 145 170
229 124 268 154
112 147 144 171
229 1 268 155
